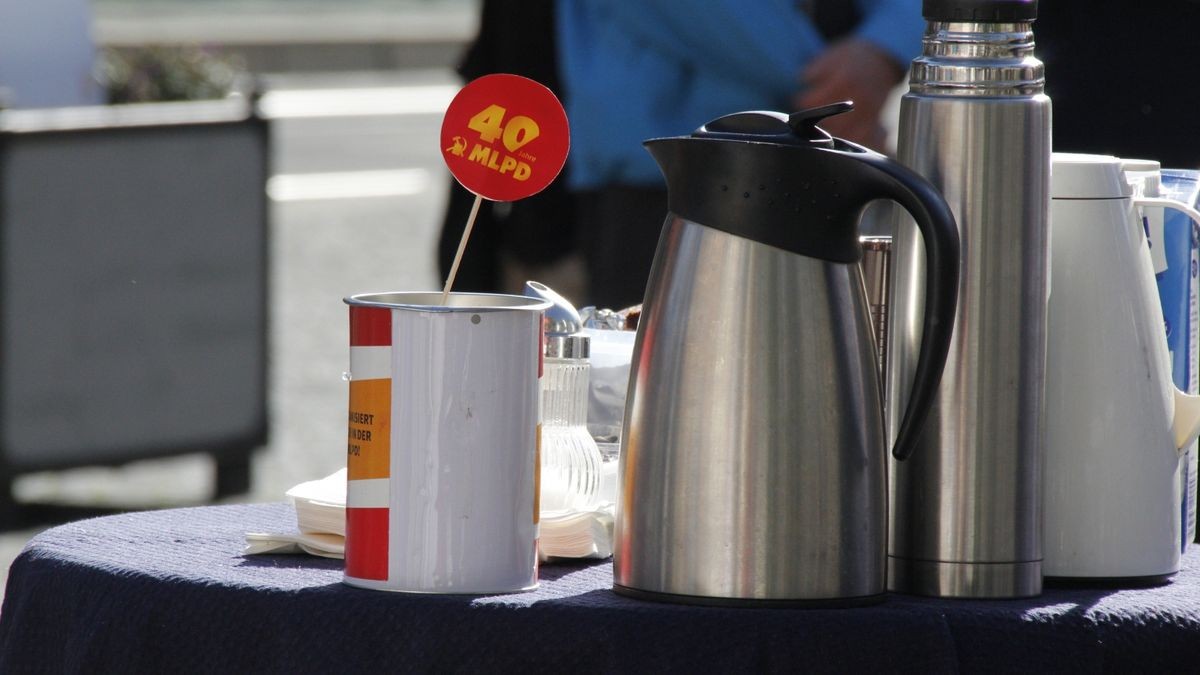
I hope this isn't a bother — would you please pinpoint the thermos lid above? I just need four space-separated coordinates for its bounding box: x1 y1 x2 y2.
1051 153 1130 200
922 0 1037 21
1121 158 1163 199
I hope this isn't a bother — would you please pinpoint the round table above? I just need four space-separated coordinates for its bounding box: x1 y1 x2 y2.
2 503 1199 673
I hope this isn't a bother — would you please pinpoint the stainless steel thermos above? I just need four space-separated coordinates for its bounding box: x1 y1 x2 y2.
887 0 1052 598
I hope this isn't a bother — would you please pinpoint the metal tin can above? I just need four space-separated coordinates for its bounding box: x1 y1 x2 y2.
342 291 550 593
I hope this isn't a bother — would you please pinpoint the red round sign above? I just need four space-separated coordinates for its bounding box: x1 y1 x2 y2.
439 73 570 202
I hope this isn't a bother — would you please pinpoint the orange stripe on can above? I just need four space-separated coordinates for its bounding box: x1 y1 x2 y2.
348 378 391 481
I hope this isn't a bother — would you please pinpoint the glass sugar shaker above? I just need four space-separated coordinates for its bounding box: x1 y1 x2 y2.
525 281 602 513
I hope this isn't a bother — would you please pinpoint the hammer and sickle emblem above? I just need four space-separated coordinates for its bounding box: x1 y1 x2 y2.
445 136 467 157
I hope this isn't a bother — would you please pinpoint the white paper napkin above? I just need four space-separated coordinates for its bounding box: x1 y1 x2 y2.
242 468 615 561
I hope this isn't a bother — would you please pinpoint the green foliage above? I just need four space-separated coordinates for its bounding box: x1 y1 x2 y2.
98 46 246 104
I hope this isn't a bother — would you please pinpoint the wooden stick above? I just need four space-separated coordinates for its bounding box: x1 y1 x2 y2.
440 193 484 304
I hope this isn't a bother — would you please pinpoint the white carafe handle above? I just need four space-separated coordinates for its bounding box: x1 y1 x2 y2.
1133 197 1200 231
1137 197 1200 453
1174 389 1200 453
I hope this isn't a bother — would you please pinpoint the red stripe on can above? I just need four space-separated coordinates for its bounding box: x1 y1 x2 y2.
345 507 389 580
350 306 391 347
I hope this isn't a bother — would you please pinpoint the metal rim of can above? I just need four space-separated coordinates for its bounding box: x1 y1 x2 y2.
344 291 552 314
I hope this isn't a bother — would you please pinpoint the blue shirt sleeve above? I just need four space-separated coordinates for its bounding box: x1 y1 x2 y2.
580 0 925 91
581 0 826 103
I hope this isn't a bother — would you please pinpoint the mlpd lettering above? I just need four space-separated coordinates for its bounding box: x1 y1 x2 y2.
467 144 532 181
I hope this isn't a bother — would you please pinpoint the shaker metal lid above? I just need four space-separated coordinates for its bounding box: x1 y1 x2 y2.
923 0 1037 21
545 334 590 359
1051 153 1130 200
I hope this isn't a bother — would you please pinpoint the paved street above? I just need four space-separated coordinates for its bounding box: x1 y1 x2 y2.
255 68 459 496
0 68 462 600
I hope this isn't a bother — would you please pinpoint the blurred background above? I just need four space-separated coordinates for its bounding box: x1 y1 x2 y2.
0 0 481 596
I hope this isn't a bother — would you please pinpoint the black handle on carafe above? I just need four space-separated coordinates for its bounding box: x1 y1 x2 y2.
848 152 960 461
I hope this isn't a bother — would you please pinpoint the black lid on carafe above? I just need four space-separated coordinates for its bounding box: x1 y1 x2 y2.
922 0 1036 21
643 103 893 264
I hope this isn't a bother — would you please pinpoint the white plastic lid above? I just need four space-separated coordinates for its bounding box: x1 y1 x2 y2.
1120 157 1162 198
1051 153 1130 199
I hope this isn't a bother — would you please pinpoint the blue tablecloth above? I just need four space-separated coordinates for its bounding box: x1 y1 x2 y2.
2 503 1199 673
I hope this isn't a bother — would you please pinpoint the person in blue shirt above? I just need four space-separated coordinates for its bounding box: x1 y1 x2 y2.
556 0 924 309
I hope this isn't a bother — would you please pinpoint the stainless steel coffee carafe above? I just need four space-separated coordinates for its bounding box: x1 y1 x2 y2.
888 0 1052 598
613 104 960 607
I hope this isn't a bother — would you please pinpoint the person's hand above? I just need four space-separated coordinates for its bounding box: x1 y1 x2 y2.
794 38 906 152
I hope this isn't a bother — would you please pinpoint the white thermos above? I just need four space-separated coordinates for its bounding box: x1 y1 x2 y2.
1043 153 1200 581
